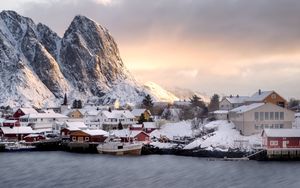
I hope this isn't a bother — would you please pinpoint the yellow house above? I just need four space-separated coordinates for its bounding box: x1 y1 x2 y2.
131 109 152 121
67 109 84 119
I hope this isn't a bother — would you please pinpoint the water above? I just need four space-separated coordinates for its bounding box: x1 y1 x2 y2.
0 151 299 188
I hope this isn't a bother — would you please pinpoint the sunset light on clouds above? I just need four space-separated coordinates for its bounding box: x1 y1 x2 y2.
1 0 300 98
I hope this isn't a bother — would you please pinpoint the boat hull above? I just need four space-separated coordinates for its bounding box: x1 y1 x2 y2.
97 143 142 156
98 148 142 156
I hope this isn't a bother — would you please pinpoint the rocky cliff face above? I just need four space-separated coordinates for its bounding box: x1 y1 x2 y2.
0 10 177 108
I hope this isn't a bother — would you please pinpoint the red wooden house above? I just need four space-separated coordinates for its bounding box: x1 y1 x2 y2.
0 126 35 141
70 129 108 143
262 129 300 149
2 120 20 127
23 134 45 142
12 108 38 119
111 129 150 143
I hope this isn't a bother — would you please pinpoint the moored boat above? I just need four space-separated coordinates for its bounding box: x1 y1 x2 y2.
97 138 142 156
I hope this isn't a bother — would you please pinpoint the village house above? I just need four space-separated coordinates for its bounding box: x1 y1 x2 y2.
111 129 150 143
23 134 45 142
19 111 68 130
63 109 85 122
143 122 157 133
229 103 295 136
130 124 143 131
2 119 20 127
262 129 300 158
60 121 88 138
219 95 249 111
209 110 229 120
84 109 101 129
245 90 287 108
0 126 36 141
12 107 38 119
98 110 136 130
131 109 152 121
70 129 108 143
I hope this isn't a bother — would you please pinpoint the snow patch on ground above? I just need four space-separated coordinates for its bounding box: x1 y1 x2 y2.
184 120 262 151
150 121 193 140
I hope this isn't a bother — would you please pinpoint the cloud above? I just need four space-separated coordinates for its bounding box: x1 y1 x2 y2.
2 0 300 98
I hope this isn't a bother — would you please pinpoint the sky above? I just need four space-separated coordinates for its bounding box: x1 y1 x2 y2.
1 0 300 99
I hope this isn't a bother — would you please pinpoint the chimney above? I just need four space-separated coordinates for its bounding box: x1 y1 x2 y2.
230 94 233 98
258 89 261 95
237 94 239 98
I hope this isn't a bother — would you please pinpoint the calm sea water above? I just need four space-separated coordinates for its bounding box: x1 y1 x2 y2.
0 151 299 188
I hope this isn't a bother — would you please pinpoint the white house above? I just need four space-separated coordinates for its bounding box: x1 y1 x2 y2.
219 95 249 111
98 110 136 130
19 111 68 130
229 103 295 136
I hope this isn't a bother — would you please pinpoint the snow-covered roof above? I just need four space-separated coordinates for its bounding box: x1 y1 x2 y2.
20 113 67 119
24 134 44 138
34 128 53 133
225 96 249 104
82 129 108 136
246 91 274 102
263 129 300 138
131 124 143 128
143 122 157 129
102 110 134 119
111 129 147 138
3 120 18 123
230 103 265 113
1 127 35 134
131 109 147 116
18 108 38 114
212 110 228 114
63 122 87 131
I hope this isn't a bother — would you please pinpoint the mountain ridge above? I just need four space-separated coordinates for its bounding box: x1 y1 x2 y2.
0 10 179 107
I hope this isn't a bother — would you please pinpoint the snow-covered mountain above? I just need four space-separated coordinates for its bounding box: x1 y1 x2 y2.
0 10 179 107
168 87 210 103
143 82 179 103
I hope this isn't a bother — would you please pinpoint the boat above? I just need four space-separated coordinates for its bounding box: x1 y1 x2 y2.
97 138 143 156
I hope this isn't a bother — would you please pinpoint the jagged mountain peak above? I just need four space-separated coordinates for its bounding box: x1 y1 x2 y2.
0 11 180 108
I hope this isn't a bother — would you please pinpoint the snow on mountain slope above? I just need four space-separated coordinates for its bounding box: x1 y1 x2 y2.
0 10 147 107
168 87 210 103
143 82 179 103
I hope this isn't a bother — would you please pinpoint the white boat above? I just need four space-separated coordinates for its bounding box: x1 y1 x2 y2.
97 138 143 156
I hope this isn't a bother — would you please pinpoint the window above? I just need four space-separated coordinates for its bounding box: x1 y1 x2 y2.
271 94 277 99
280 124 283 128
260 112 264 121
280 112 284 120
255 112 259 121
275 112 279 120
255 124 260 130
270 112 274 120
72 137 76 141
85 137 89 142
265 112 269 120
265 124 269 128
270 140 278 146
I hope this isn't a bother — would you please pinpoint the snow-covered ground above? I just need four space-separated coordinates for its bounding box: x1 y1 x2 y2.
149 120 262 152
184 120 262 151
150 121 194 140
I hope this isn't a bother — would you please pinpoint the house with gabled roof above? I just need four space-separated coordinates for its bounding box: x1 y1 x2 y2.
98 110 136 130
246 89 287 108
229 103 295 136
219 95 249 111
